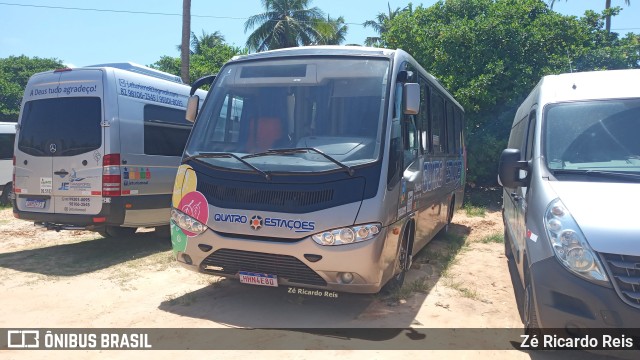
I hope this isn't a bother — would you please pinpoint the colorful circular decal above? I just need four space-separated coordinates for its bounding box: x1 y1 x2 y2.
177 191 210 237
170 221 188 254
172 165 197 207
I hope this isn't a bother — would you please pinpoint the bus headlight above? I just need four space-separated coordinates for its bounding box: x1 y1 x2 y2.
171 208 207 235
544 199 608 284
312 223 381 246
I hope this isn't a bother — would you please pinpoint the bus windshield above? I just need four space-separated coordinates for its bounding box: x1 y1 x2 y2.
545 98 640 174
185 57 390 173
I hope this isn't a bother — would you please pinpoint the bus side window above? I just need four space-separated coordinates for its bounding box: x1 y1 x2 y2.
431 91 445 154
446 102 455 154
418 78 430 154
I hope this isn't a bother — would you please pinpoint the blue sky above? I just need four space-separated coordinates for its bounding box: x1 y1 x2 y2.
0 0 638 68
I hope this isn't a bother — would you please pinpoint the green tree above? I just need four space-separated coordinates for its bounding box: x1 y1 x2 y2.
244 0 327 52
363 2 412 47
151 42 245 84
0 55 64 122
316 15 348 45
383 0 639 184
548 0 631 33
177 30 226 55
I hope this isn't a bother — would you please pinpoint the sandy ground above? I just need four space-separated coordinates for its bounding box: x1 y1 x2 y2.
0 207 626 359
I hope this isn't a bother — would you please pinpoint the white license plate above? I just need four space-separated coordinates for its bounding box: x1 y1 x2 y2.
25 199 46 209
239 271 278 287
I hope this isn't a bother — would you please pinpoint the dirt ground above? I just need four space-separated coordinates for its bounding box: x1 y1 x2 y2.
0 201 624 359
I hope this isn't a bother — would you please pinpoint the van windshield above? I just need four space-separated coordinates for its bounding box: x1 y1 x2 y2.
185 57 389 173
545 99 640 174
18 97 102 157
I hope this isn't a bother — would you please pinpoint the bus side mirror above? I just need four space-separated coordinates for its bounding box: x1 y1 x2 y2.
498 148 529 188
185 95 199 123
403 83 420 115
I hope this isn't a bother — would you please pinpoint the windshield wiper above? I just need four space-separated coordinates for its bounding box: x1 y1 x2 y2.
552 169 640 181
183 152 271 180
242 147 354 176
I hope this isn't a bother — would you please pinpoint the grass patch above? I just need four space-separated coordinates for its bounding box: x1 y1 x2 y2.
383 277 432 303
463 204 486 217
444 279 479 300
479 233 504 244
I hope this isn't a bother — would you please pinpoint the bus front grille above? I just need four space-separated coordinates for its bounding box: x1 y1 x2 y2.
201 183 334 208
601 252 640 309
201 249 327 286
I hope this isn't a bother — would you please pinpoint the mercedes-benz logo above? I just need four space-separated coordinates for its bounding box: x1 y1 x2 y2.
49 144 57 153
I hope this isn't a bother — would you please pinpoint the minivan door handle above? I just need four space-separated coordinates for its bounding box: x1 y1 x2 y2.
54 170 69 176
510 192 521 201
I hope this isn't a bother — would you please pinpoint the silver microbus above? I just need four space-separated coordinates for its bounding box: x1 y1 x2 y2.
171 46 465 293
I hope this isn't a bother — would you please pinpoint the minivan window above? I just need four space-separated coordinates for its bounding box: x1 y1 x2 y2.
545 99 640 173
18 97 102 157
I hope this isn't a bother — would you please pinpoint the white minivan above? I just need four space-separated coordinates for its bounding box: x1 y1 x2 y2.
499 69 640 333
0 121 16 205
13 63 206 237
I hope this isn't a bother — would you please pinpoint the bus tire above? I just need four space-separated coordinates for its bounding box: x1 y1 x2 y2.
105 226 137 238
381 227 412 293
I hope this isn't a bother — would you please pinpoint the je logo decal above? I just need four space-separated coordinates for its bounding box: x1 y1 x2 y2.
250 215 263 230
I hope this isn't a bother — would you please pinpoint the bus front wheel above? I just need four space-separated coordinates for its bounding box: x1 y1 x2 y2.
381 229 412 293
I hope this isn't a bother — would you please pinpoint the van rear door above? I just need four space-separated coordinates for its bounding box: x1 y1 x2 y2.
15 69 105 216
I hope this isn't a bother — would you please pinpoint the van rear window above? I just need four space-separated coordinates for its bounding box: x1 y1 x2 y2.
18 97 101 157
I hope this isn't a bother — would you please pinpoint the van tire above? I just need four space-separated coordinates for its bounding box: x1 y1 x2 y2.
0 182 12 206
105 226 137 238
523 265 541 335
381 227 412 294
97 230 111 238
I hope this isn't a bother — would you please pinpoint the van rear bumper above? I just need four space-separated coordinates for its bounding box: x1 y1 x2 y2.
13 194 170 229
530 256 640 329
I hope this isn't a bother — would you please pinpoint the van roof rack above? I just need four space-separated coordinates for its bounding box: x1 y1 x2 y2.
86 62 183 84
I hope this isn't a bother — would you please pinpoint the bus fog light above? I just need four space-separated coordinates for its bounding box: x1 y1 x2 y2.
339 272 354 284
182 254 193 265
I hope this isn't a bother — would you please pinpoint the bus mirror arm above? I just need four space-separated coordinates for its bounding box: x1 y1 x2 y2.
498 148 530 188
190 74 216 96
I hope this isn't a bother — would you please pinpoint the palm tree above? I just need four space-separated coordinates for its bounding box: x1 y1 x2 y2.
316 15 348 45
177 31 226 55
363 2 411 47
180 0 191 83
244 0 326 52
549 0 631 33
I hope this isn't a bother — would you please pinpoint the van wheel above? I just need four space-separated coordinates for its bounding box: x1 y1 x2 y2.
97 230 111 238
105 226 137 238
523 271 541 335
381 229 411 293
0 182 12 206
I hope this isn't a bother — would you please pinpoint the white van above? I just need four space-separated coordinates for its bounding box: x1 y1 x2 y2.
13 63 206 237
0 121 16 205
499 69 640 332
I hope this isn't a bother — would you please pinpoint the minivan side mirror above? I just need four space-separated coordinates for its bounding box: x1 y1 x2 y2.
185 95 199 123
498 148 529 188
403 83 420 115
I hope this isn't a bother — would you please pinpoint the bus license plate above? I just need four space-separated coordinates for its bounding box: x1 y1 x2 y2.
239 271 278 287
25 199 46 209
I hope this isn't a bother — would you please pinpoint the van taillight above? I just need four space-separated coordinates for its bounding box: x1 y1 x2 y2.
102 154 121 196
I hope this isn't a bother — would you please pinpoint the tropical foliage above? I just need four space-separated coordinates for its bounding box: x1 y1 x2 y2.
0 56 64 121
383 0 640 184
244 0 347 51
